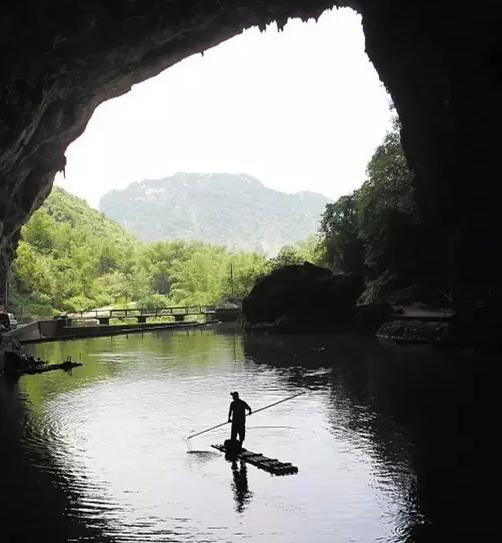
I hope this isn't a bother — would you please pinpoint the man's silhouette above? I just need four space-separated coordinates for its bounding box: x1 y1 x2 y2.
228 391 252 444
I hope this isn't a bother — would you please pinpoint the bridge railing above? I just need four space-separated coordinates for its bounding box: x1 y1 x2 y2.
62 306 216 320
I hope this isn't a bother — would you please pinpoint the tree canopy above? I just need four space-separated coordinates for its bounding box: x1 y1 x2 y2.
8 188 275 317
8 122 441 319
319 122 437 303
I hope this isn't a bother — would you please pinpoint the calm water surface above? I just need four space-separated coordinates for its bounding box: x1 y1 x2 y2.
0 326 498 542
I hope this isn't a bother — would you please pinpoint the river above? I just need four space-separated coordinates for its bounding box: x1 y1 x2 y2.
0 326 497 542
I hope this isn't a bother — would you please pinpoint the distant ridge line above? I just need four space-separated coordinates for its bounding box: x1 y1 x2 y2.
99 172 331 255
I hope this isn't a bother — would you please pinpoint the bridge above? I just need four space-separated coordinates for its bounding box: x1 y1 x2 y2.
60 306 218 326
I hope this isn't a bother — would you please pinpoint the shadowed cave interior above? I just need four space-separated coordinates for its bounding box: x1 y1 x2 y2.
1 4 501 540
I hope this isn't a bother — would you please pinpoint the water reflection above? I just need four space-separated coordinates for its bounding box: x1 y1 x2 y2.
230 460 252 513
242 331 499 542
0 327 495 541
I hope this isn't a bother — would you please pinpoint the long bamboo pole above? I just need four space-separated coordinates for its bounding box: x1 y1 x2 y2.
186 391 306 440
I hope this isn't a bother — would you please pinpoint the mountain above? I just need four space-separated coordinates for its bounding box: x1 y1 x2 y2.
99 173 331 255
44 186 137 245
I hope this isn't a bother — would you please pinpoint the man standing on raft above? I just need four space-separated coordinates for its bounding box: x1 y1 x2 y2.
228 391 252 444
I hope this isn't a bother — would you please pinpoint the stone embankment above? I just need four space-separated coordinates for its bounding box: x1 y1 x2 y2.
5 319 209 345
0 319 212 375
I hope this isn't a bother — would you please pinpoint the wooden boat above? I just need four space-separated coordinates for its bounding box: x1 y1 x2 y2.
20 360 82 374
3 351 81 376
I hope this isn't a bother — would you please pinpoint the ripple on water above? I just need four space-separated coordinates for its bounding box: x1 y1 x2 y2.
10 329 432 542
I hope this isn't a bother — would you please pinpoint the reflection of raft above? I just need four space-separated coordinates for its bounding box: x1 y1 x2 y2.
211 443 298 476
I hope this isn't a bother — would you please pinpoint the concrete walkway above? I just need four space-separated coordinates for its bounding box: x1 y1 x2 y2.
5 319 209 344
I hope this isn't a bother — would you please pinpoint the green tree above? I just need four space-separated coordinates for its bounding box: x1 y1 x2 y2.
357 127 417 275
320 194 364 274
222 251 268 302
318 122 434 302
10 187 300 315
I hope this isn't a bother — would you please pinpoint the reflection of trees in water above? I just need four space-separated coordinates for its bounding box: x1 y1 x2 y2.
242 333 498 541
231 460 252 513
24 328 244 406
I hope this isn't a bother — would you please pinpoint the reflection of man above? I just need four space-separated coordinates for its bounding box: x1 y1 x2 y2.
228 391 252 444
231 460 251 513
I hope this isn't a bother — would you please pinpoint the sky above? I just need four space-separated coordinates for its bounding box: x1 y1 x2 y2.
54 8 393 209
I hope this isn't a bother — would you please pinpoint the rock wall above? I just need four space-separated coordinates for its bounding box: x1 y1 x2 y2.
361 1 502 301
1 1 501 305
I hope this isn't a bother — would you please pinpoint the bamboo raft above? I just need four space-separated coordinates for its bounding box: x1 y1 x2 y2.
211 444 298 476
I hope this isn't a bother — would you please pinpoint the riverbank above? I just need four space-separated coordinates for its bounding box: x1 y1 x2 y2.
0 320 213 375
5 319 211 344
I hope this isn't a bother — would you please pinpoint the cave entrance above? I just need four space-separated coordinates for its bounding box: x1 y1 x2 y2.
7 8 397 317
56 8 393 210
2 1 502 314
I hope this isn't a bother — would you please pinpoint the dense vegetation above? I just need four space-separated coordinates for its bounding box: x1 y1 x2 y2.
8 121 434 320
242 121 438 331
100 173 330 255
8 188 318 318
318 120 437 304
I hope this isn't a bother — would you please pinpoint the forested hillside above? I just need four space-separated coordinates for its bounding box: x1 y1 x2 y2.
9 187 320 318
99 173 330 255
7 122 429 320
